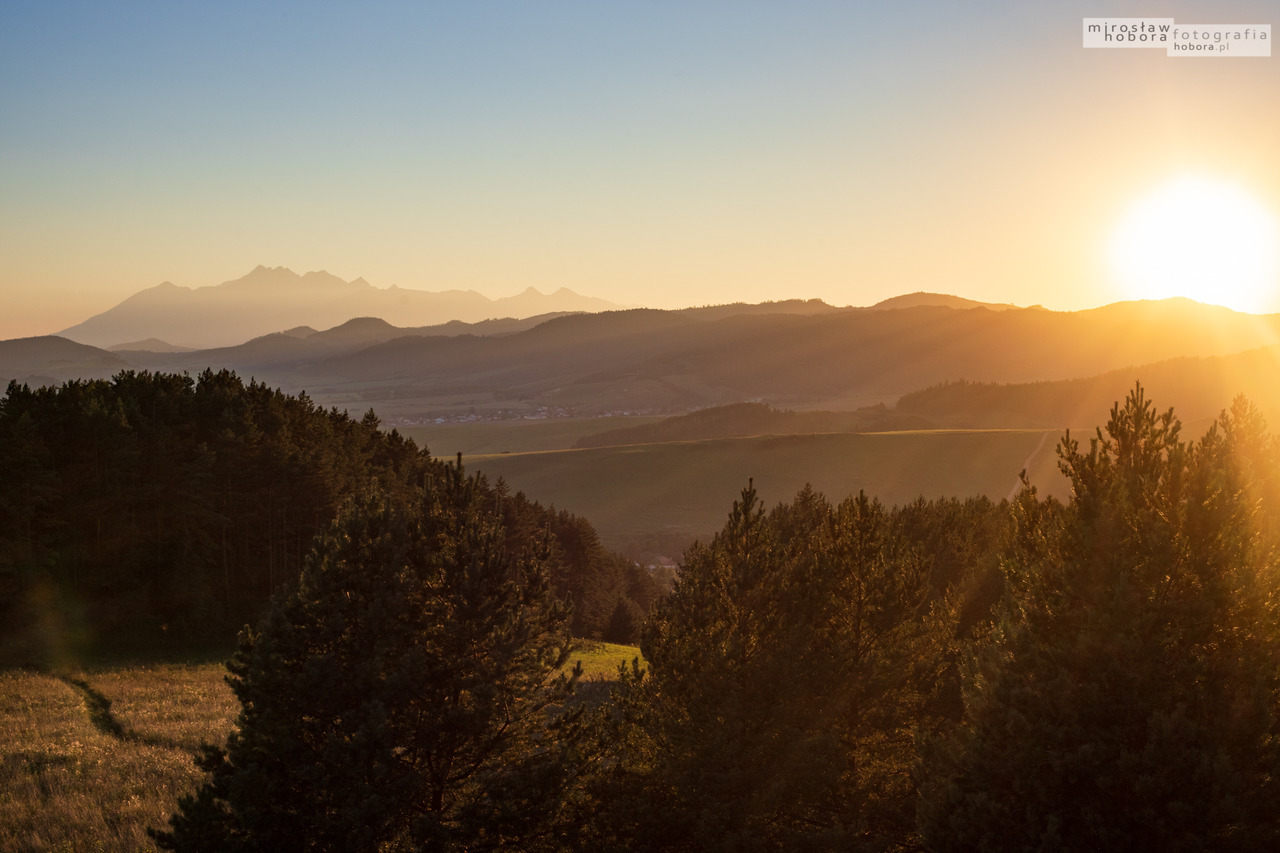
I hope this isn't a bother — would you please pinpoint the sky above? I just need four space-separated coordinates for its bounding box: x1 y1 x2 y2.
2 0 1279 339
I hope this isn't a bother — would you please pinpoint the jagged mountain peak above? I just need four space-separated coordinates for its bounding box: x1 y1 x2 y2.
55 267 629 349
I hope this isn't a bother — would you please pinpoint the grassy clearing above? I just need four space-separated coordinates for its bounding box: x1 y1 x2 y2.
562 641 645 708
0 645 638 852
90 665 241 754
470 429 1067 559
0 664 237 853
571 641 645 682
400 415 666 456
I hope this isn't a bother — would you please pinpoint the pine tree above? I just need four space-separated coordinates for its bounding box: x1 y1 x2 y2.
918 385 1280 851
154 459 584 852
600 482 954 851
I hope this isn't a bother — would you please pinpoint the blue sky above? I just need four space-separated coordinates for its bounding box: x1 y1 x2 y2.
2 1 1278 337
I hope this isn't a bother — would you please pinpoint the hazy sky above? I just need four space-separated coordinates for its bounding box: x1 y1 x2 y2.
3 1 1278 339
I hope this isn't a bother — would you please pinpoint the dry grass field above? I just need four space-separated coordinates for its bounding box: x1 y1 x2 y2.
0 664 238 853
0 644 639 852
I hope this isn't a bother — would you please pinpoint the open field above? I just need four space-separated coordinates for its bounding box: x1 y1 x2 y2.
572 641 646 681
0 664 238 853
470 429 1069 561
400 415 666 456
0 645 639 852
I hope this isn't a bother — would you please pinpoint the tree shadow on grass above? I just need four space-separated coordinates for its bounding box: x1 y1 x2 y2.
55 674 190 752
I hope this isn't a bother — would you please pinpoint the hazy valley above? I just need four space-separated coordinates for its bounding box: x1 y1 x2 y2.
6 269 1280 560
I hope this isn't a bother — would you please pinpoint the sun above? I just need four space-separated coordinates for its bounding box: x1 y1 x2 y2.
1109 175 1280 314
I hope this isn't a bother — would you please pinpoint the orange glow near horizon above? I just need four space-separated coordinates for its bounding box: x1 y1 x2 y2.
4 5 1280 340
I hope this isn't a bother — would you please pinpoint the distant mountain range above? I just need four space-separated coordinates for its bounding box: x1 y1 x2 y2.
8 295 1280 430
57 266 633 349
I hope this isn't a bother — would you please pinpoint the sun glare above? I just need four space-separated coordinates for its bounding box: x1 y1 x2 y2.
1110 176 1280 314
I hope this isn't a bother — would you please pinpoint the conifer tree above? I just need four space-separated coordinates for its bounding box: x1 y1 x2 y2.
918 385 1280 851
154 459 584 852
599 482 953 851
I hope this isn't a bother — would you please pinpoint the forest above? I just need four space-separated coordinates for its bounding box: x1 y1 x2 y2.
0 371 661 664
3 374 1280 850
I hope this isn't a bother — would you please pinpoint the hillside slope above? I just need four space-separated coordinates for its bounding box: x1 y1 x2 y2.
897 345 1280 430
0 336 130 386
472 429 1064 561
11 297 1279 425
284 299 1280 418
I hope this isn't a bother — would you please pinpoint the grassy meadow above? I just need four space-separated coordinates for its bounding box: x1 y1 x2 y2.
0 644 638 853
570 641 645 681
469 428 1068 560
399 415 666 456
0 664 238 853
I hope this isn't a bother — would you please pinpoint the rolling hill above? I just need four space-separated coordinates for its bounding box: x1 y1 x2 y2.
9 297 1280 428
469 429 1065 562
265 298 1280 419
896 345 1280 431
9 294 1279 563
570 402 932 448
0 336 131 387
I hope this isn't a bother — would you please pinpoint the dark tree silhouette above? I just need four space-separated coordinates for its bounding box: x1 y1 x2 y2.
0 371 646 663
919 385 1280 851
594 482 956 851
154 460 587 851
